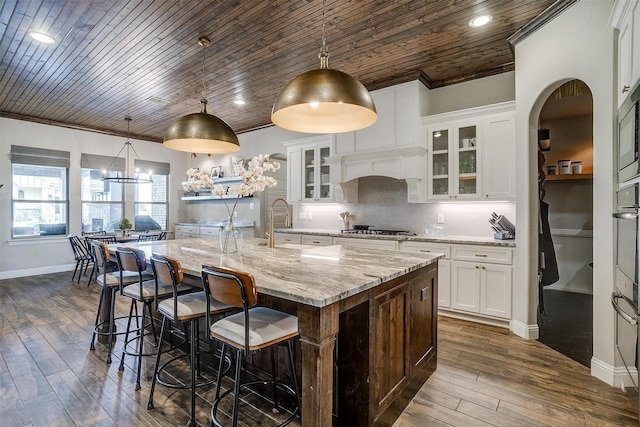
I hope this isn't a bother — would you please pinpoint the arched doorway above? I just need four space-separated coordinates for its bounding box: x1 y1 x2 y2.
536 80 594 367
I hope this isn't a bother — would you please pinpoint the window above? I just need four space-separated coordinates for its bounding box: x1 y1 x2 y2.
11 145 70 238
134 160 169 231
81 154 124 232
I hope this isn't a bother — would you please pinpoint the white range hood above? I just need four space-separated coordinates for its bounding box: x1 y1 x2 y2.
328 146 428 203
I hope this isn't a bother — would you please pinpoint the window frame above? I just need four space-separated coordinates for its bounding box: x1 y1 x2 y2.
10 146 70 239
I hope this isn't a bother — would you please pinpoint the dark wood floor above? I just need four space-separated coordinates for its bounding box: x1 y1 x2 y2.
0 271 637 426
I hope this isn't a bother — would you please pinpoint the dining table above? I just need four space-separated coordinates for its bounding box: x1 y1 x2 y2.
106 237 441 426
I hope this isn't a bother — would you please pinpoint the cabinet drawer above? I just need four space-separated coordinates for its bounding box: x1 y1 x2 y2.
199 227 220 236
274 233 302 244
175 225 199 234
175 232 198 239
399 242 451 259
301 235 333 246
452 245 512 265
333 237 399 250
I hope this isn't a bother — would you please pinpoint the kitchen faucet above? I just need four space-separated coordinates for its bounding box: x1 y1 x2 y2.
266 197 291 248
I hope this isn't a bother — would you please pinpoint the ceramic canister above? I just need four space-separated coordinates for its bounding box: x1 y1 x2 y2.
558 159 571 174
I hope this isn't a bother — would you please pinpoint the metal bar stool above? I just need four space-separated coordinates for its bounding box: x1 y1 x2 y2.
115 247 190 390
147 254 233 427
202 264 300 427
89 240 143 364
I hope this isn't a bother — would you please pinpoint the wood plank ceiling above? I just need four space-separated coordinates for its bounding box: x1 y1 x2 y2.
0 0 557 143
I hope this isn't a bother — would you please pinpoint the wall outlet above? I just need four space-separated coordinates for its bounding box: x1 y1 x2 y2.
299 212 307 220
307 212 313 220
249 202 254 209
437 213 445 224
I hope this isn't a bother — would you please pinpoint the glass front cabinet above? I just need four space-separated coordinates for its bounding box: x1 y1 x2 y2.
285 134 334 204
427 121 479 200
303 144 332 202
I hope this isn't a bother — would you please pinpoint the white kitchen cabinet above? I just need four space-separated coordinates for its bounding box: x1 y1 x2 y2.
611 0 640 108
334 81 427 155
450 245 513 319
284 135 334 204
399 241 451 308
481 112 516 199
426 121 479 200
423 102 516 202
332 237 399 250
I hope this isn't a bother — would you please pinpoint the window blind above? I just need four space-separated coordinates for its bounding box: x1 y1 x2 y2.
11 145 70 168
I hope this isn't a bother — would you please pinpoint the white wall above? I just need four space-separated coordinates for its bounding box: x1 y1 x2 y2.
0 117 189 278
512 0 616 383
427 71 515 115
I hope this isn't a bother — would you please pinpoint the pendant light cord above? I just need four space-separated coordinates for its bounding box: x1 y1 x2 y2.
201 41 206 100
198 37 211 113
318 0 329 68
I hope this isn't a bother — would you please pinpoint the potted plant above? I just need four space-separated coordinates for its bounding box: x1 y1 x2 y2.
119 218 133 236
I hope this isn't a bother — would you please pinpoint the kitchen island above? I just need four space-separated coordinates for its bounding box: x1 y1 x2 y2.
118 237 441 426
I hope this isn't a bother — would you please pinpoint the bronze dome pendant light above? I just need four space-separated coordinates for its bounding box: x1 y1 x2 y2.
271 0 377 133
102 116 153 184
163 37 239 154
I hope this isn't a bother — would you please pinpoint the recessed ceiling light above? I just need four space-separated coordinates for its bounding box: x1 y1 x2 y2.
28 31 56 44
468 14 493 28
233 99 246 106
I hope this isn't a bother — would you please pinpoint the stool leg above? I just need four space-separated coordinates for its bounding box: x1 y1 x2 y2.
119 299 136 371
188 318 197 427
147 316 168 410
135 300 147 390
287 340 301 418
147 302 159 345
90 287 105 351
232 348 242 427
106 287 117 364
271 346 280 412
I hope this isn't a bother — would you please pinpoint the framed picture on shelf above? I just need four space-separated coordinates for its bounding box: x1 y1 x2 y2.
210 166 221 178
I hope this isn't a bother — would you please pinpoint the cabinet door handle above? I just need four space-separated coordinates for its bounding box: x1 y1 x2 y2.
420 249 431 252
312 240 320 244
481 266 486 270
475 265 479 269
475 253 487 257
622 85 630 93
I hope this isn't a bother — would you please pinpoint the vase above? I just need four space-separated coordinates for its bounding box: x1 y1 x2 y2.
219 216 242 253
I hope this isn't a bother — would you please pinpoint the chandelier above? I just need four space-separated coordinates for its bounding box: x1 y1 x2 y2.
102 117 153 184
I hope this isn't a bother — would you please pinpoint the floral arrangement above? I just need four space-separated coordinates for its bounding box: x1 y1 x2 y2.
183 154 280 219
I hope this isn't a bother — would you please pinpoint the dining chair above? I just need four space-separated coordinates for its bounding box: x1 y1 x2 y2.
85 235 118 285
68 235 93 284
115 247 189 390
137 233 161 242
147 254 233 427
202 264 300 427
89 240 141 364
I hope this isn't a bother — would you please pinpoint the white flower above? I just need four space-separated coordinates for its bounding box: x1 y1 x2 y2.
183 155 280 218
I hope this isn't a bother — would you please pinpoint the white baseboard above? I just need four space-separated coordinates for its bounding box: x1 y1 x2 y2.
0 263 74 280
591 356 637 388
510 319 539 340
438 309 511 329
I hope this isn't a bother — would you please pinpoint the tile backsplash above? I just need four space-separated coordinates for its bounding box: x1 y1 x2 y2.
293 176 516 237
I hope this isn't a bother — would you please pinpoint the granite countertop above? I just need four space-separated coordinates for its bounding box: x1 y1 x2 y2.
119 237 440 307
274 228 516 247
